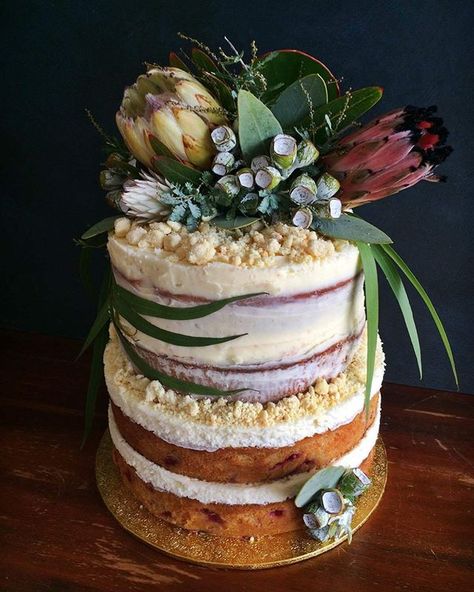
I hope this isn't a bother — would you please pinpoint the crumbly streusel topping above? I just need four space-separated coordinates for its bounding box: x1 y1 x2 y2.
112 217 350 267
104 327 384 428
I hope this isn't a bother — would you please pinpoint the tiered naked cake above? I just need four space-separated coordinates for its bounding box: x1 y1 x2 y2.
105 218 384 537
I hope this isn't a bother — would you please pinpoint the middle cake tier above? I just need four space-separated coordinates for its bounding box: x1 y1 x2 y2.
109 233 365 403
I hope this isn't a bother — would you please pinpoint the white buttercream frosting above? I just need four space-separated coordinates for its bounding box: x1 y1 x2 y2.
109 403 381 505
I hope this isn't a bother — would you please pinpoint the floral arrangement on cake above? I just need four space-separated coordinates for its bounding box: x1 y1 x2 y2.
79 35 457 543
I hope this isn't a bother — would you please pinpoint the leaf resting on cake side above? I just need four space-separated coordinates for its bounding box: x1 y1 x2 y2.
112 291 247 346
112 281 267 320
112 317 248 397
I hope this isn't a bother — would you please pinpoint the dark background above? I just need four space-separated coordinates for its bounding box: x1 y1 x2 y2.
2 0 474 392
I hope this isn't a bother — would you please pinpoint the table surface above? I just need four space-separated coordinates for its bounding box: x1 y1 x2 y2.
1 329 473 591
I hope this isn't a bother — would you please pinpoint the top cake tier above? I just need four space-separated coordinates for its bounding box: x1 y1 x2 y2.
108 220 365 404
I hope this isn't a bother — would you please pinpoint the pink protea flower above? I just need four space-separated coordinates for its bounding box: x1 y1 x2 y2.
323 106 452 208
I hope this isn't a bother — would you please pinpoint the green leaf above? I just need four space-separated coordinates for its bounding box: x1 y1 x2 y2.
191 47 220 74
356 242 379 412
311 87 383 144
81 268 112 446
381 244 458 387
312 214 392 244
153 157 202 185
77 298 110 359
113 282 266 320
169 51 190 71
237 90 282 161
372 245 422 379
271 74 328 129
112 295 246 347
81 216 120 240
295 466 345 508
81 322 109 447
148 135 175 158
79 245 95 299
113 319 246 397
258 50 340 105
212 215 261 230
202 72 235 112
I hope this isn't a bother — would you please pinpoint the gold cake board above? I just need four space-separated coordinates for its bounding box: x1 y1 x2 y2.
96 431 387 570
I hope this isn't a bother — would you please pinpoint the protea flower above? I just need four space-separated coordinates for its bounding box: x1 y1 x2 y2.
118 172 171 220
116 67 227 170
323 106 452 207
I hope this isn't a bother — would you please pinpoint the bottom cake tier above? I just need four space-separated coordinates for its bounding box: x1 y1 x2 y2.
105 327 384 538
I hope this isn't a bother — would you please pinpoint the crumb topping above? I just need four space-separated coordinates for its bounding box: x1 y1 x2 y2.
112 217 349 267
104 327 383 429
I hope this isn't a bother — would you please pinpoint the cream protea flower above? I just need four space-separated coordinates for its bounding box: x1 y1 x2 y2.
116 67 227 170
119 172 171 220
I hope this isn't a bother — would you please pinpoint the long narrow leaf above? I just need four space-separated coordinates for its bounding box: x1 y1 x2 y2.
112 318 246 397
356 242 379 413
79 246 95 299
77 298 110 359
112 282 266 320
112 296 246 347
372 245 422 379
81 216 119 240
381 244 458 387
81 323 109 447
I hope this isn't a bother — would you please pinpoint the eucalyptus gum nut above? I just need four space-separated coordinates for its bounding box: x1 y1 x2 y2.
212 152 235 176
292 208 313 228
320 489 344 515
255 166 281 190
296 139 320 167
271 134 297 169
216 175 240 196
338 468 371 497
236 168 255 189
290 174 317 204
309 526 330 542
316 172 341 199
329 198 342 219
211 125 237 152
251 155 271 173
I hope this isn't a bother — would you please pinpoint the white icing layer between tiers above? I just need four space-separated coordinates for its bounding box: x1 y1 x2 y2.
109 402 381 505
106 346 384 450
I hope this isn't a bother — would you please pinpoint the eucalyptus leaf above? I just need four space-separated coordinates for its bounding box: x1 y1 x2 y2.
312 214 392 244
112 295 246 347
311 87 383 144
372 245 422 379
356 242 379 412
381 244 458 387
258 50 339 105
212 215 261 230
237 90 282 161
153 157 202 185
113 319 246 397
271 74 328 130
112 282 266 320
295 466 345 508
81 216 120 240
